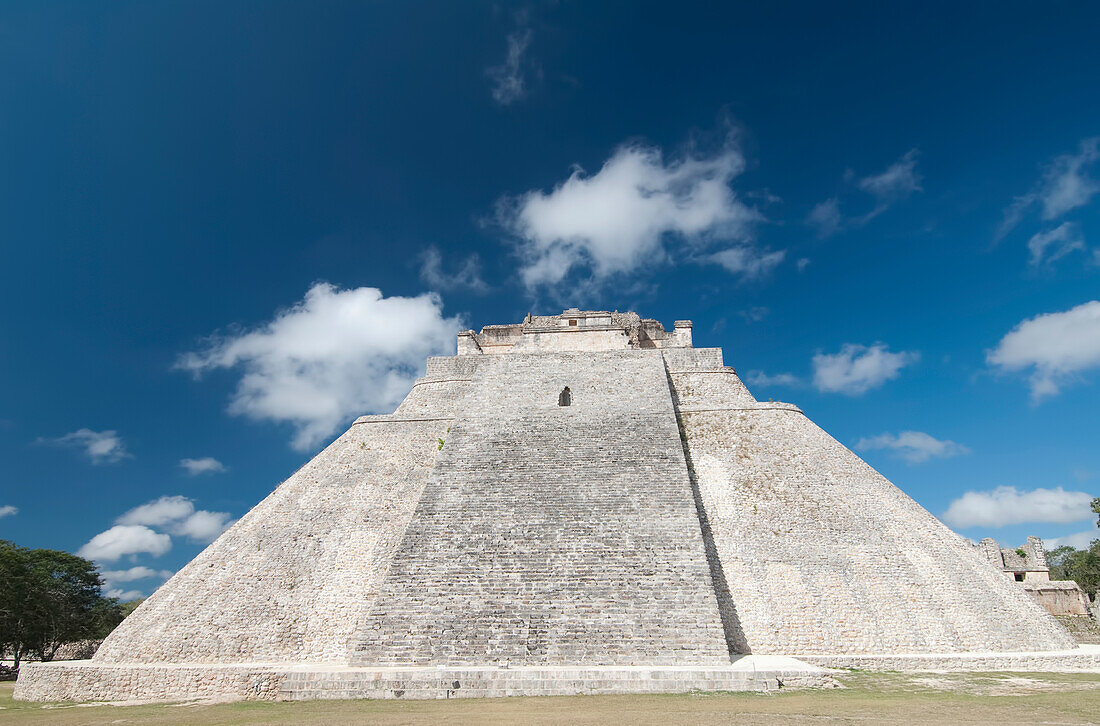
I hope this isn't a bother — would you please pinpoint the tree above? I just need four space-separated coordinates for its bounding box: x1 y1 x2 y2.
118 599 144 619
0 540 33 668
1049 542 1100 600
0 540 126 668
1046 504 1100 600
24 547 110 661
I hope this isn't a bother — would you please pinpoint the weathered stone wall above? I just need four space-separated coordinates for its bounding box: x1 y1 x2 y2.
14 659 833 702
15 661 283 702
54 639 102 660
1025 582 1093 616
353 351 730 666
93 377 467 664
672 372 1076 654
668 366 757 409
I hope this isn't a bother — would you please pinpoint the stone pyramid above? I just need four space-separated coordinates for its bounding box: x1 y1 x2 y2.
18 310 1086 702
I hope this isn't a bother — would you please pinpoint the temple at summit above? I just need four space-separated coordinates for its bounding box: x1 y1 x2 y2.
17 309 1096 702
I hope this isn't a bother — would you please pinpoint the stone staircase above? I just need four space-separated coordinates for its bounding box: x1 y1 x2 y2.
352 351 730 667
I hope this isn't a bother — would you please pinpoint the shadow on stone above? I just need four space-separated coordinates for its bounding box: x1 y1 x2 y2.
665 364 750 658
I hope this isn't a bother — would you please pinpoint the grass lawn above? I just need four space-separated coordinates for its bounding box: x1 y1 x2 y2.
2 671 1099 725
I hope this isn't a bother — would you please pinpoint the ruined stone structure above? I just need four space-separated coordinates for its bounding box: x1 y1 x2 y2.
977 536 1093 616
17 309 1097 702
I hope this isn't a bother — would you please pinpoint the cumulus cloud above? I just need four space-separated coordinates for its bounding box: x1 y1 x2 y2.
42 428 130 464
100 566 173 586
177 283 462 450
498 133 765 288
855 431 970 464
116 495 235 544
812 343 918 395
1027 222 1086 268
179 457 226 475
943 486 1096 529
745 371 802 388
998 137 1100 239
419 246 488 293
1044 530 1099 550
116 495 194 527
486 27 531 106
106 588 144 601
81 495 237 564
0 505 17 518
987 300 1100 402
78 525 172 562
172 510 235 544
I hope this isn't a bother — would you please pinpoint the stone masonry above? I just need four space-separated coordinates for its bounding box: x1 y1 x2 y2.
977 536 1094 616
15 309 1085 702
352 351 730 666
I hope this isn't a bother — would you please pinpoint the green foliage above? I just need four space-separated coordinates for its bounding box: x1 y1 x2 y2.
0 540 126 668
1015 548 1027 558
437 438 444 450
1048 540 1100 599
118 599 144 618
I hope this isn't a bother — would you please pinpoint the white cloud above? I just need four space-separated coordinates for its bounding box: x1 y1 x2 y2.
707 246 785 278
998 137 1100 239
1038 137 1100 219
116 495 235 544
499 133 764 288
172 510 236 544
855 431 970 464
100 566 173 585
177 283 462 450
807 198 842 237
43 428 130 464
117 495 194 527
987 300 1100 402
179 457 226 475
1044 530 1099 550
106 588 144 601
796 257 811 272
745 371 801 387
812 343 918 395
0 505 16 518
857 149 922 201
1027 222 1085 267
78 525 172 562
807 150 921 237
419 246 488 293
943 486 1096 529
486 27 531 106
738 307 769 323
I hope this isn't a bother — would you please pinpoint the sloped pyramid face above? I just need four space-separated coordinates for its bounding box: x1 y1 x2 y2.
92 310 1075 670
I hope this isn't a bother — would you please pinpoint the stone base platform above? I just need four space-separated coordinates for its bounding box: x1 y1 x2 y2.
14 657 831 703
800 644 1100 672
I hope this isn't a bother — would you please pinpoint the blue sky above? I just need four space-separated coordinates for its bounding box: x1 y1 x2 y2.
1 1 1098 599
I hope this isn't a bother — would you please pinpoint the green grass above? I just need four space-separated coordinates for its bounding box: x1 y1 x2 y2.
2 671 1099 725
